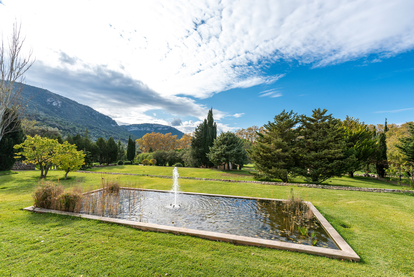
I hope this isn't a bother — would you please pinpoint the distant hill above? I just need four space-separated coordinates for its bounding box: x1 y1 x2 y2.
122 123 184 139
21 83 136 142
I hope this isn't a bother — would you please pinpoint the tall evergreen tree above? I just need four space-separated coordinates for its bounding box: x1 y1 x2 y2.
249 110 301 182
96 137 107 165
117 138 125 161
0 109 25 171
297 108 353 184
191 108 217 167
376 118 388 178
207 132 248 170
106 137 118 165
397 123 414 163
127 135 136 162
340 116 377 177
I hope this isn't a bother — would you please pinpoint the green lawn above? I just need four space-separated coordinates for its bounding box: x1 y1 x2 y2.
86 165 412 191
1 169 414 276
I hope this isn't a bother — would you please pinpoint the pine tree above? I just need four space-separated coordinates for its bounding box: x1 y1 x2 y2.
207 132 247 170
127 135 136 162
249 110 300 182
297 108 352 184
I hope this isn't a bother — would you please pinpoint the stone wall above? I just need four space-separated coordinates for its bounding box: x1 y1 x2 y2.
12 161 35 170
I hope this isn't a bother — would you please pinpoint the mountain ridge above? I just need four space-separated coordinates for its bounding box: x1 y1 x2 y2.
20 83 184 142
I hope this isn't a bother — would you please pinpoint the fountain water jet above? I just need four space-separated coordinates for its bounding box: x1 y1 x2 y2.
170 167 180 208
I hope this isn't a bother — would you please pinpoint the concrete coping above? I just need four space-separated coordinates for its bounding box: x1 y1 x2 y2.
24 188 360 261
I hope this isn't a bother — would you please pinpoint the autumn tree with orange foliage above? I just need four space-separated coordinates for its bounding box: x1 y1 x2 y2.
136 132 192 152
234 126 265 144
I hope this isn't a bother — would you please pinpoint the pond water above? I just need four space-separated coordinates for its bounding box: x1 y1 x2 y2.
81 189 338 249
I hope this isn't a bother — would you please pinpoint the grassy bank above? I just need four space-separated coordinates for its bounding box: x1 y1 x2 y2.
1 170 413 276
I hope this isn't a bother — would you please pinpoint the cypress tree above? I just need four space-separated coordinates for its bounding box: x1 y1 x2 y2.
106 137 118 165
376 119 388 178
192 108 217 167
127 135 136 162
96 137 107 165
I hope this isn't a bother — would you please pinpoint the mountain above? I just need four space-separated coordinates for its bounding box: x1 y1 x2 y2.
122 123 184 139
21 83 135 142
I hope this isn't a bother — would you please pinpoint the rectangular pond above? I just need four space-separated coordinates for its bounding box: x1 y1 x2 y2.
24 188 360 261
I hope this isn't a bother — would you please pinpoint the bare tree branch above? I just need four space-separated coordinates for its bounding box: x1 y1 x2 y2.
0 21 35 142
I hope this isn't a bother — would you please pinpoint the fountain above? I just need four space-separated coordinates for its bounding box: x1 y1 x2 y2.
170 167 180 208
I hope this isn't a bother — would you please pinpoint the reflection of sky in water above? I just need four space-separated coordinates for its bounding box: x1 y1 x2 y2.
82 190 338 249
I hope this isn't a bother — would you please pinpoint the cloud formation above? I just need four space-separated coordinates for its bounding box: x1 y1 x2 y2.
259 89 282 98
1 0 413 99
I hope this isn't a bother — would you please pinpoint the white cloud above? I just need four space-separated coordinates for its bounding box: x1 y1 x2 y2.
374 108 414 114
233 113 244 118
259 89 282 98
1 0 412 100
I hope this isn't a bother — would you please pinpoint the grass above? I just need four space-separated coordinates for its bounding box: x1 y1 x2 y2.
86 165 412 191
1 169 414 276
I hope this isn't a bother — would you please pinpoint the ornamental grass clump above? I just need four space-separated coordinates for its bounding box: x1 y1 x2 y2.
33 182 83 212
282 189 314 235
33 182 64 210
56 188 83 212
103 179 121 194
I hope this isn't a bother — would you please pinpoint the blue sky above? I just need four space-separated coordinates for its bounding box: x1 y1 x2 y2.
200 50 414 129
1 1 413 133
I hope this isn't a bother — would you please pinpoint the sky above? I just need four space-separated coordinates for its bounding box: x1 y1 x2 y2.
1 0 413 134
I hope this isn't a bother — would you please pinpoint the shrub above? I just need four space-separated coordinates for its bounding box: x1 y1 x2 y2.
135 153 153 164
33 182 64 209
150 159 157 165
142 159 151 166
118 160 124 165
173 163 183 167
56 190 83 212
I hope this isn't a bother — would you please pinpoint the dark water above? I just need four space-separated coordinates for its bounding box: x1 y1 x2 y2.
81 189 338 249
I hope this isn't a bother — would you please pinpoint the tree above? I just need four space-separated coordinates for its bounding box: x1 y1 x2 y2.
376 119 389 178
397 123 414 164
117 138 125 161
96 137 107 165
191 108 217 167
55 141 85 180
136 132 179 152
249 110 301 182
0 109 25 170
207 131 248 170
340 116 377 177
178 133 192 149
127 135 136 162
14 135 59 178
0 22 34 143
106 137 118 165
235 126 265 144
297 108 353 184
